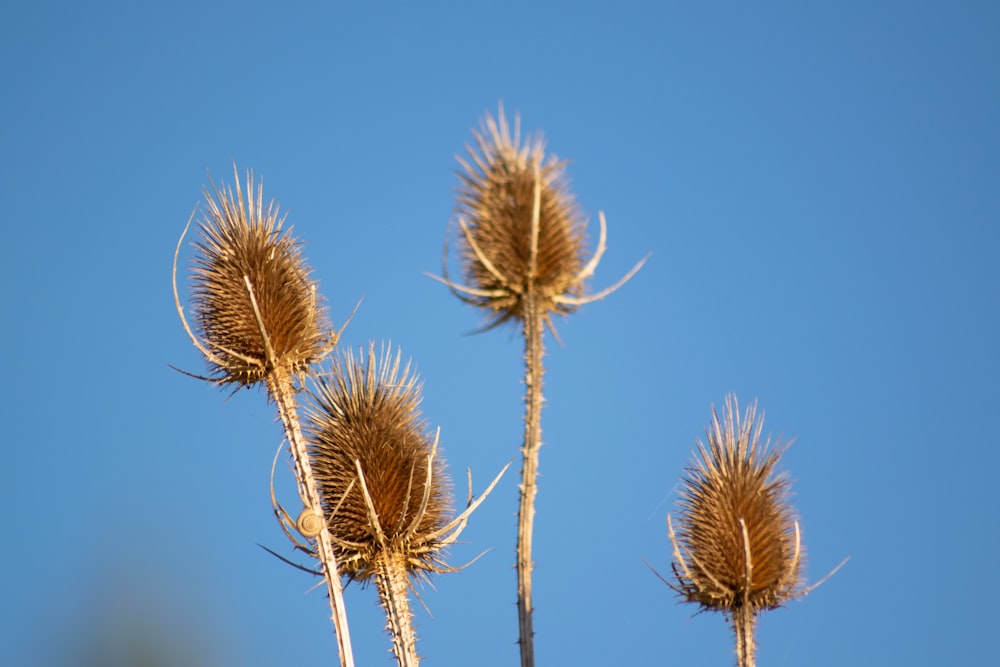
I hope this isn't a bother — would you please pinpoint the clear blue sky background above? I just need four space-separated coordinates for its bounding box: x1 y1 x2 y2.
2 2 998 666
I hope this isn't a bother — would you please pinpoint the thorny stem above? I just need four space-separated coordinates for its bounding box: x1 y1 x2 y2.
238 274 354 666
517 294 544 667
732 605 757 667
269 371 356 667
376 553 420 667
517 165 545 667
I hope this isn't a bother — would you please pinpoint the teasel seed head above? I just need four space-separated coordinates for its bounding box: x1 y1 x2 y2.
173 166 331 388
668 395 805 615
305 343 455 582
436 103 648 332
456 104 585 325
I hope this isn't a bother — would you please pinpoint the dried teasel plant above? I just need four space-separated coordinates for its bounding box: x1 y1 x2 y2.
431 104 647 667
663 396 846 667
172 166 356 667
294 343 509 667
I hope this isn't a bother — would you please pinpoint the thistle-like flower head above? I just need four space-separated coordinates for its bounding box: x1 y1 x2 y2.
438 104 647 332
175 166 330 388
455 105 586 326
306 343 455 582
669 396 804 614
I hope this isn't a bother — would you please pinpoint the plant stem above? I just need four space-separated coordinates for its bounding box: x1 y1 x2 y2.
516 292 544 667
376 553 420 667
515 165 547 667
732 605 757 667
270 370 356 667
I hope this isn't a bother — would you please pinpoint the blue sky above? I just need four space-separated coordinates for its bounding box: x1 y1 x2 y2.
2 2 998 665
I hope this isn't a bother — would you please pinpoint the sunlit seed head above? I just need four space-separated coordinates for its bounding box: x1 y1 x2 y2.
305 343 452 582
671 395 804 614
187 167 329 387
455 104 587 327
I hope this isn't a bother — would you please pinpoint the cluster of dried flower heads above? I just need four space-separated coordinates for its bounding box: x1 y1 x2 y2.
175 166 505 667
174 106 839 667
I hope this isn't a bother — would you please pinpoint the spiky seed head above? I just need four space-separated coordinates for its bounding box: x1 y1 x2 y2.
455 104 588 327
305 343 453 582
187 167 330 387
671 395 804 615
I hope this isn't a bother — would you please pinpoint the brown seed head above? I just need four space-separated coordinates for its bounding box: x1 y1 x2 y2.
670 396 804 614
305 343 453 582
185 167 330 387
454 104 588 327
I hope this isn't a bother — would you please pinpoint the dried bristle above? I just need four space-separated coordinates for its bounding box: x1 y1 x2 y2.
189 168 329 387
306 343 452 582
674 396 804 613
456 106 587 325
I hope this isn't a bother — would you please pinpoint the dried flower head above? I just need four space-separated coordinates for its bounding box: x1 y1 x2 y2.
173 166 331 388
664 396 848 667
668 396 804 614
437 104 647 332
456 106 584 324
304 343 505 582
